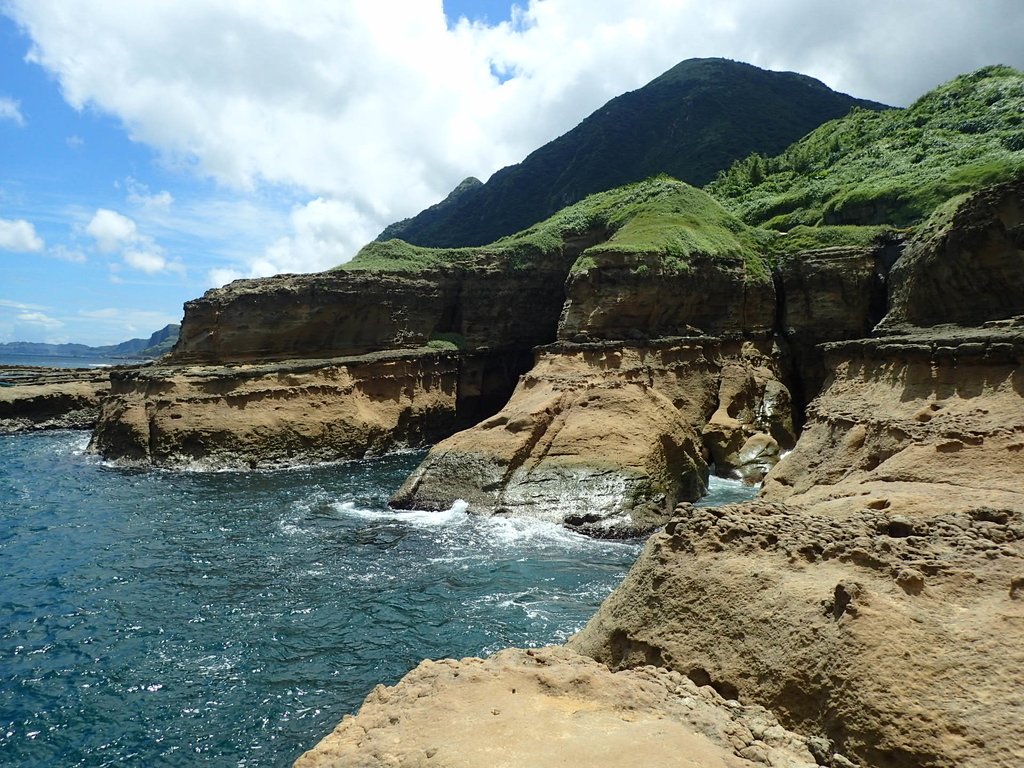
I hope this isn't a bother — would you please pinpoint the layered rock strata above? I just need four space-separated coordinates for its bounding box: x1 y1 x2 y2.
0 366 113 433
761 329 1024 515
559 252 775 341
169 236 593 366
392 339 794 535
570 331 1024 768
294 646 831 768
775 242 894 406
90 349 492 468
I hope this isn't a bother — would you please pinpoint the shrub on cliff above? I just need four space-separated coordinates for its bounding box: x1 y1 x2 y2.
708 65 1024 230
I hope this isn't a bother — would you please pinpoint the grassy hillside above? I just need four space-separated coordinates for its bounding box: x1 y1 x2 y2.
708 65 1024 230
347 177 769 279
380 58 885 248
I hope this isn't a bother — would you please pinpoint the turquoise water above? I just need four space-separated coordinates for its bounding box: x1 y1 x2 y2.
0 431 754 767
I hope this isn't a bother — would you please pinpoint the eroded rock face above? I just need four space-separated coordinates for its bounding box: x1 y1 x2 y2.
90 350 466 469
880 178 1024 330
170 246 584 366
761 331 1024 516
0 366 112 433
571 332 1024 768
559 252 775 342
570 496 1024 768
391 339 794 535
776 244 893 404
294 646 826 768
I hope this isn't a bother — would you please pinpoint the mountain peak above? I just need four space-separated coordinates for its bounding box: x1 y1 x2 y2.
377 58 886 249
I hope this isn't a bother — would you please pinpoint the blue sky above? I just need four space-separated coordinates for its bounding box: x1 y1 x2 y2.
1 0 1022 346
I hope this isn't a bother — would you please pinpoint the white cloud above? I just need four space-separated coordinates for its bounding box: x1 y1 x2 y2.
86 208 137 252
0 299 47 311
0 97 25 126
48 244 86 262
7 0 1024 278
0 217 44 252
16 310 62 328
84 207 181 275
124 177 173 211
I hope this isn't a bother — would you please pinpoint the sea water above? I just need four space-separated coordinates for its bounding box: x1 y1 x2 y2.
0 431 754 767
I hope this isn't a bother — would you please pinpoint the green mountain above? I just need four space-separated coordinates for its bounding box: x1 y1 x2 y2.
0 324 180 361
707 65 1024 230
379 58 887 248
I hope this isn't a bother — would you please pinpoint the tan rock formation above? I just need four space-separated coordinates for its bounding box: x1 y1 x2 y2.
761 331 1024 517
776 244 893 403
90 350 465 468
169 238 587 366
570 496 1024 768
559 251 775 342
391 339 794 535
0 366 112 432
571 332 1024 767
294 646 826 768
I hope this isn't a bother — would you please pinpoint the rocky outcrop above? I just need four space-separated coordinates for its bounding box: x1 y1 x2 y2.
294 646 832 768
570 330 1024 768
775 244 894 406
0 366 112 432
169 243 587 366
391 339 794 535
761 330 1024 515
880 178 1024 330
559 252 775 342
90 349 485 468
569 495 1024 768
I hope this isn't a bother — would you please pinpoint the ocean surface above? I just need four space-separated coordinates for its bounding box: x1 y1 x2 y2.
0 430 755 767
0 354 117 369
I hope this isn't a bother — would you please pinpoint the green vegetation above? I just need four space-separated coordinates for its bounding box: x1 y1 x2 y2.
766 224 896 258
346 176 769 281
348 66 1024 287
427 332 466 351
708 66 1024 229
381 57 883 248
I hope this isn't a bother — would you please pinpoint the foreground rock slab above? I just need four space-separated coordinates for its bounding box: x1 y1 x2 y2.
294 646 826 768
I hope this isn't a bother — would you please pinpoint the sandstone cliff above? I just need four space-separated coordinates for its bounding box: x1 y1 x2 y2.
90 349 528 469
564 182 1024 767
570 331 1024 768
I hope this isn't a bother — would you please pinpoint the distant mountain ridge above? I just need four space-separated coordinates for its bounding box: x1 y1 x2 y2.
0 323 180 360
378 57 888 248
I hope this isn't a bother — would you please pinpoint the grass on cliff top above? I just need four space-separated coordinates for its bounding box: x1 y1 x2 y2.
345 176 771 280
766 224 897 258
707 65 1024 230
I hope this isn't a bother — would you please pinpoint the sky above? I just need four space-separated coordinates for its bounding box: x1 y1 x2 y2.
1 1 1022 346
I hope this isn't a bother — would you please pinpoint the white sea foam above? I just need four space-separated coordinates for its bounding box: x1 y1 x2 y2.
328 498 468 526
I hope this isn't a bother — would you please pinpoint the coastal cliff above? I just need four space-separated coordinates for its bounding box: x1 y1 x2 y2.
297 176 1024 766
570 333 1024 768
10 61 1012 767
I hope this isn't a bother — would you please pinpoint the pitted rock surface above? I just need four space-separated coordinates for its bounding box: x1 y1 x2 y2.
294 646 826 768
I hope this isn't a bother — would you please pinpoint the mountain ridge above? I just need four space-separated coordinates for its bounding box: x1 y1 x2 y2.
0 323 180 361
377 57 888 248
